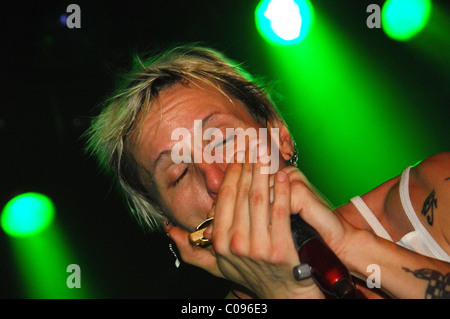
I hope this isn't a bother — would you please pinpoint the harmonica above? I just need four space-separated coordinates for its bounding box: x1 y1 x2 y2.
189 217 214 247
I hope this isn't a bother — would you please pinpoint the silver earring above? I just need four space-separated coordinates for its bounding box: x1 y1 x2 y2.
167 232 181 268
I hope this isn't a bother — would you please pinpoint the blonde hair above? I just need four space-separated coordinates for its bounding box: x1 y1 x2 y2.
85 45 284 231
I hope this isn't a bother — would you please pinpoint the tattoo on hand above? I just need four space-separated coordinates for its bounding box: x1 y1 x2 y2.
421 190 437 226
402 267 450 299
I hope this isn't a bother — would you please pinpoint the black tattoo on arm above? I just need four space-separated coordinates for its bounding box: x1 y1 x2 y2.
445 177 450 181
403 267 450 299
421 190 437 226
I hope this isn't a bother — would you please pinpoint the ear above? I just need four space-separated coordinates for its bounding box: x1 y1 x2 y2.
266 116 295 162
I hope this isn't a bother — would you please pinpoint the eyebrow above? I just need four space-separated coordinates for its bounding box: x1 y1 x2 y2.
151 112 220 175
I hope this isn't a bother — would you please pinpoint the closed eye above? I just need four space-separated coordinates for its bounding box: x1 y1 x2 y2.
215 134 234 148
173 167 188 186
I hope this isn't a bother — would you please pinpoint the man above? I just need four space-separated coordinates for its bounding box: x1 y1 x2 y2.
86 45 450 298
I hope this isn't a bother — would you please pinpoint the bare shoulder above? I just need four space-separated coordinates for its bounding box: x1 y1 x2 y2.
411 152 450 197
412 152 450 181
410 152 450 250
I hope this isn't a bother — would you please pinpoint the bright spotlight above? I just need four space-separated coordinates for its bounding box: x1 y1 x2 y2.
1 192 55 237
255 0 314 45
382 0 432 41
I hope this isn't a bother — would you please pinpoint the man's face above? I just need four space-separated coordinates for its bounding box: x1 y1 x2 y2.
129 81 286 232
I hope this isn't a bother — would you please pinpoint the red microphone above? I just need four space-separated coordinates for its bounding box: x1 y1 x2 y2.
290 214 356 299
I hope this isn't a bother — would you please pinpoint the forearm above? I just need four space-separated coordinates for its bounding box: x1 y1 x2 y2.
346 231 450 299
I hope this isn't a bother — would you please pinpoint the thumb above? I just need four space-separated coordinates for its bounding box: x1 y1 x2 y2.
284 169 344 245
168 226 222 278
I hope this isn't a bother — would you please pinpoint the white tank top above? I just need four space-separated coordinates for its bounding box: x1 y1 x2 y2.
350 166 450 263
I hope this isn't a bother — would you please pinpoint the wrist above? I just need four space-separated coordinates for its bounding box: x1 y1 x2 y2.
289 283 326 299
340 229 380 278
262 278 325 299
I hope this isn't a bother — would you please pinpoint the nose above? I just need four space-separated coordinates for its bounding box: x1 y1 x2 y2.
196 162 225 200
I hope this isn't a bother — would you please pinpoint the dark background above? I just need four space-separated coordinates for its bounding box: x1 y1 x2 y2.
1 0 448 298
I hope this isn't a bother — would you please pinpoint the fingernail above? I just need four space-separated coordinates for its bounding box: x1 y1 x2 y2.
252 143 267 163
258 144 267 157
203 224 213 239
276 171 287 182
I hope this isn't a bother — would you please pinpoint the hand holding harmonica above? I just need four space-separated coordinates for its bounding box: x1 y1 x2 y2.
189 217 214 247
190 176 277 248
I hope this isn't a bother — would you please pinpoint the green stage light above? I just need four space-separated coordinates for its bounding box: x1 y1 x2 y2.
382 0 432 41
255 0 314 45
263 8 435 207
1 192 55 237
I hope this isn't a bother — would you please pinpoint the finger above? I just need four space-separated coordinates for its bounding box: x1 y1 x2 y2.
203 201 216 240
212 151 243 253
168 226 222 277
248 143 271 249
270 170 294 249
289 179 342 244
229 147 252 254
283 166 309 184
284 166 331 208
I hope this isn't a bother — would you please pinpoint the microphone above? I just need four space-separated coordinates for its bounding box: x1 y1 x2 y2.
290 214 356 299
